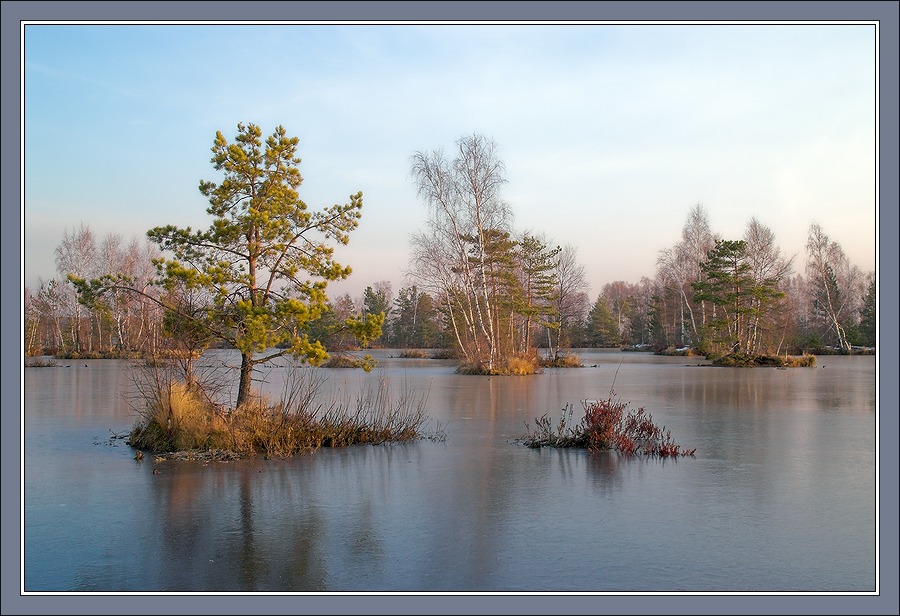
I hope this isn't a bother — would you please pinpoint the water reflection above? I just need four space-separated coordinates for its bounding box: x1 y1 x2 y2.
23 352 876 592
132 443 644 591
148 460 332 591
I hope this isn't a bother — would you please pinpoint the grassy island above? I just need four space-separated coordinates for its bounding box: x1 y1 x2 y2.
708 352 816 367
127 365 437 460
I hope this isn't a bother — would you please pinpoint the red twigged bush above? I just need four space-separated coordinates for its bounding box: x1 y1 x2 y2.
582 398 696 458
522 397 696 458
582 397 626 451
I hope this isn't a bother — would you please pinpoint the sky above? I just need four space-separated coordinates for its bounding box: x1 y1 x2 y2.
22 20 878 302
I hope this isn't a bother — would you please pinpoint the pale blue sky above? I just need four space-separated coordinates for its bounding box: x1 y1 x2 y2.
23 22 877 300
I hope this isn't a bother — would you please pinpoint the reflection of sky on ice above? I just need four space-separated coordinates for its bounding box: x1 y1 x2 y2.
23 351 876 592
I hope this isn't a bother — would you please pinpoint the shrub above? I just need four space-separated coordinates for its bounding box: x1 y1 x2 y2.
55 350 144 360
397 349 428 359
582 397 627 451
455 361 487 375
656 346 701 357
784 354 817 367
456 355 541 375
428 348 458 360
710 352 816 368
505 355 540 375
24 358 59 368
522 398 695 458
538 353 583 368
128 381 230 453
323 353 378 371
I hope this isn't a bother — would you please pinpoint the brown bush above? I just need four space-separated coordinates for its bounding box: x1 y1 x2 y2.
522 398 695 458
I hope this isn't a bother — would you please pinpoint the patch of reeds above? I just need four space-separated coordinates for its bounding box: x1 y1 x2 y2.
656 346 704 357
427 348 458 360
128 381 227 453
521 398 695 458
711 353 816 367
505 355 541 375
455 361 486 375
622 344 654 352
54 350 143 360
783 354 817 367
323 353 378 371
456 353 542 375
397 349 428 359
24 357 59 368
538 353 583 368
127 364 431 458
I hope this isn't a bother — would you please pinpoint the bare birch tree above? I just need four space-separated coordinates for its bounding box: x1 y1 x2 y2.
743 217 793 354
55 223 97 353
549 244 588 358
805 222 862 352
656 204 718 348
409 133 511 371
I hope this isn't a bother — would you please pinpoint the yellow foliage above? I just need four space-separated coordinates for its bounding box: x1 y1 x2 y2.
504 356 539 375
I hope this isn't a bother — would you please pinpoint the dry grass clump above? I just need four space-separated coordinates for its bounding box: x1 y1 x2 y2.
656 346 703 357
397 349 428 359
504 355 541 375
711 352 816 368
456 353 541 375
322 353 378 371
455 361 487 375
521 398 695 458
128 381 229 453
783 354 817 367
24 357 59 368
55 350 143 360
428 348 458 360
538 353 583 368
127 362 432 459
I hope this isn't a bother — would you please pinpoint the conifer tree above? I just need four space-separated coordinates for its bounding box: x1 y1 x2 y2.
74 123 381 407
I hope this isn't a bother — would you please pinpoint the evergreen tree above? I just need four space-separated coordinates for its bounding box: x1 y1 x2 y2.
362 282 392 346
390 285 440 348
586 295 619 347
515 233 560 354
859 277 876 347
692 239 783 354
73 123 380 407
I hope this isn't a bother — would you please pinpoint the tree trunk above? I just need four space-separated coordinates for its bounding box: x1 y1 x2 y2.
680 287 698 344
445 295 468 362
27 320 38 355
236 352 254 408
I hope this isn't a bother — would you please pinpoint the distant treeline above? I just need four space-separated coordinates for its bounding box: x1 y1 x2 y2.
25 206 875 359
